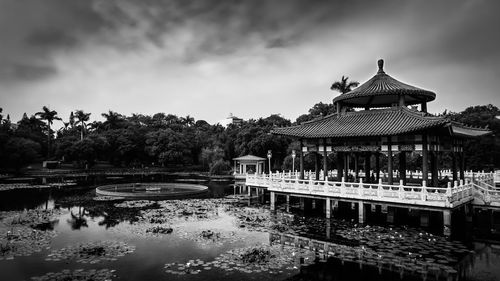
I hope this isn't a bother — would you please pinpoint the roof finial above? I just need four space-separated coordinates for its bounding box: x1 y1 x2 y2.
377 59 385 73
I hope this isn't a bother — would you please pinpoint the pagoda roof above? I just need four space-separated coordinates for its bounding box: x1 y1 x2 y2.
233 155 266 161
272 107 490 139
450 122 491 138
332 60 436 108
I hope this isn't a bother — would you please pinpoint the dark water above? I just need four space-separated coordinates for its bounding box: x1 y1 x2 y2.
0 178 499 281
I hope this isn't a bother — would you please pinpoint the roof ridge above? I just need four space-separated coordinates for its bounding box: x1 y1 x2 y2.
299 113 338 125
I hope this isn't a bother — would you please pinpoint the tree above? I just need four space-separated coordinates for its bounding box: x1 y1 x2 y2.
74 110 91 140
330 76 359 95
35 106 62 158
446 104 500 170
102 110 126 130
3 137 41 171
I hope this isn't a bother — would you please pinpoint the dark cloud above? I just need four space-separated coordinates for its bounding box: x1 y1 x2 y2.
25 28 78 48
0 63 56 81
0 0 499 122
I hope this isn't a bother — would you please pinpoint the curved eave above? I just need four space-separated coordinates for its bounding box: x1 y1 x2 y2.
272 108 448 139
450 123 492 138
333 89 436 108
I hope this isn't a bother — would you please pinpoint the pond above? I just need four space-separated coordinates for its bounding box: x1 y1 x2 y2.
0 179 499 281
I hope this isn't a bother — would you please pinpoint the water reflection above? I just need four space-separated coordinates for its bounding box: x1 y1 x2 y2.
67 207 88 230
0 179 499 281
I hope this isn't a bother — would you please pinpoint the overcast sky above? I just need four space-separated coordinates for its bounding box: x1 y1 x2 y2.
1 0 499 125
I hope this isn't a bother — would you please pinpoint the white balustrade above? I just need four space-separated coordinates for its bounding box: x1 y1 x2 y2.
246 172 477 208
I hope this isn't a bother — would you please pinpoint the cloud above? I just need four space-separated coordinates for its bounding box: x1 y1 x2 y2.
0 0 499 124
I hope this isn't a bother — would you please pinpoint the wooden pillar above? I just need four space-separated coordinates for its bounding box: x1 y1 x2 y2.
375 153 380 181
460 151 465 181
270 192 276 211
420 210 430 227
452 152 458 182
354 154 359 179
431 151 438 186
364 153 371 182
422 134 429 183
323 139 328 180
358 202 365 224
443 210 451 237
421 102 427 113
399 151 406 185
344 154 349 180
325 198 331 219
387 137 393 185
336 152 343 181
386 207 394 223
315 151 320 180
299 139 304 179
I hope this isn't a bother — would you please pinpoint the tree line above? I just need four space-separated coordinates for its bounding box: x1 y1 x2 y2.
0 77 498 174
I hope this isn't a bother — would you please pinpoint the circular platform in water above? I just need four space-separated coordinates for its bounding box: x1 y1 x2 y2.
95 183 208 199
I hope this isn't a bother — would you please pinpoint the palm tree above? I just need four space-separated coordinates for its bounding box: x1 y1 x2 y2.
36 106 62 158
181 115 195 126
330 76 359 94
102 110 124 130
74 110 91 140
69 111 75 128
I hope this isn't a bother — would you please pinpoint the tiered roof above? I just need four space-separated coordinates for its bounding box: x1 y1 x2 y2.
332 60 435 107
272 59 491 139
273 107 449 138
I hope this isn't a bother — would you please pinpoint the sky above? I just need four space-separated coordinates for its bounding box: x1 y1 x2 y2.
1 0 499 125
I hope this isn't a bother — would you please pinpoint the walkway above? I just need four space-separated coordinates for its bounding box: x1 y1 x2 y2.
246 172 498 209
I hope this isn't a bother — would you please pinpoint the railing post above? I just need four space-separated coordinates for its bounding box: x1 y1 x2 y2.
422 180 427 201
399 180 404 199
377 178 382 198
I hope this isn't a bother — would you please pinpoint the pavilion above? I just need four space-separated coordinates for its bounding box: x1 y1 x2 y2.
272 59 491 187
233 155 266 175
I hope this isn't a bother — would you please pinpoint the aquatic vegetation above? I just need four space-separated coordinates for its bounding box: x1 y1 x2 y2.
46 241 135 263
0 227 57 260
0 209 63 228
0 209 61 260
29 268 116 281
0 182 76 192
114 200 159 209
164 244 316 276
146 226 173 234
176 229 240 247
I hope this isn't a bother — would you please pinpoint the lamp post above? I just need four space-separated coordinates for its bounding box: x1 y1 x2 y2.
292 150 296 174
267 150 272 175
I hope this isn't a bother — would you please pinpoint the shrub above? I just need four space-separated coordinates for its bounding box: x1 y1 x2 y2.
209 160 232 175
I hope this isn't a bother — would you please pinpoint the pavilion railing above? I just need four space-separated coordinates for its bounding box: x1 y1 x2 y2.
472 173 500 205
246 173 473 208
267 170 497 183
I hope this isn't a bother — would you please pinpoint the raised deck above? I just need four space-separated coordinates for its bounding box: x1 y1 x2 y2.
247 173 473 209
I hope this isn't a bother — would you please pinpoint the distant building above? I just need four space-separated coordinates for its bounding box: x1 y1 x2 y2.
217 113 243 127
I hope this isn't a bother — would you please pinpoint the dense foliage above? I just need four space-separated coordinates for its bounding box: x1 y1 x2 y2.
0 103 497 173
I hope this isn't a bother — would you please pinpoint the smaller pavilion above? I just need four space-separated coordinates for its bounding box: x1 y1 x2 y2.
233 155 266 175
